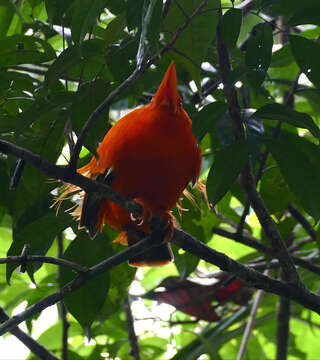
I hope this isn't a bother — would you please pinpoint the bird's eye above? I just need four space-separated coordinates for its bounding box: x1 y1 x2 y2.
178 100 183 107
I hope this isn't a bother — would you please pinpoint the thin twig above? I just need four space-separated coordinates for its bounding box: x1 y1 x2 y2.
237 270 269 360
124 295 141 360
0 306 60 360
288 204 316 240
0 255 88 273
57 233 69 360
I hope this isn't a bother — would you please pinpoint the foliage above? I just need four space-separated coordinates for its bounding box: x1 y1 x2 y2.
0 0 320 359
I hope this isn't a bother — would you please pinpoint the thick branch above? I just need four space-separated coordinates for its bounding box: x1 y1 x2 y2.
1 227 320 336
0 307 59 360
172 229 320 313
215 9 301 286
276 272 291 360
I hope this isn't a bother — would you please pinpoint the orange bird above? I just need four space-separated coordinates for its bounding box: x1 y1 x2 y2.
58 62 202 266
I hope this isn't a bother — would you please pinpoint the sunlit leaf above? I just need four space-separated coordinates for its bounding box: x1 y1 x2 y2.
252 103 320 139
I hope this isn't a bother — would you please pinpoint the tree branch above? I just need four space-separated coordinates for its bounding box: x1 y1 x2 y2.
212 227 320 276
1 135 320 337
124 295 141 360
276 272 291 360
215 8 302 286
0 306 60 360
1 226 320 336
0 255 88 274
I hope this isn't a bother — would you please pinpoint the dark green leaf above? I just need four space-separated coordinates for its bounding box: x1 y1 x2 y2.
192 102 227 143
290 35 320 88
288 9 320 26
6 201 72 283
270 44 294 68
106 0 126 15
60 232 111 330
221 8 242 48
0 35 56 66
260 166 292 219
245 23 273 88
164 0 219 92
136 0 160 67
206 140 250 206
45 0 72 24
126 0 144 31
252 103 320 139
260 0 320 17
0 1 15 39
146 0 162 52
71 0 108 45
99 12 126 46
71 79 111 154
265 132 320 221
44 39 105 88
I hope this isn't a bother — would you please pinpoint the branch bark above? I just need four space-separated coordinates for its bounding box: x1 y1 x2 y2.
215 8 302 286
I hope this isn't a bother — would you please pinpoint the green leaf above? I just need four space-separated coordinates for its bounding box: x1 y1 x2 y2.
0 1 15 39
60 232 111 330
136 0 161 67
290 35 320 88
163 0 219 92
260 166 293 219
6 201 72 283
252 103 320 139
45 0 72 24
220 8 242 48
288 9 320 26
206 140 250 206
146 0 162 52
98 12 126 46
0 35 56 66
71 79 111 154
126 0 144 31
265 131 320 221
192 102 227 143
71 0 108 46
260 0 320 17
44 39 104 88
245 23 273 88
270 44 294 68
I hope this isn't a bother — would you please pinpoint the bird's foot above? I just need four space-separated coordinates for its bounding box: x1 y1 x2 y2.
130 198 153 227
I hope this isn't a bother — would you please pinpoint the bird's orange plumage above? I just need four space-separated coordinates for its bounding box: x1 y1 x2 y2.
59 62 202 266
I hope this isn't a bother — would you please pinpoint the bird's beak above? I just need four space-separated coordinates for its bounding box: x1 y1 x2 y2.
153 61 181 110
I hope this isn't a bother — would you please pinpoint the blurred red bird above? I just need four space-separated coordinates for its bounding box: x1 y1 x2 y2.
57 62 202 266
